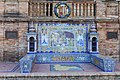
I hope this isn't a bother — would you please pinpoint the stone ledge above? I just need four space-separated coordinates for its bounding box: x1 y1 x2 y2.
0 72 120 77
18 0 29 2
0 0 29 2
0 16 119 22
0 17 30 22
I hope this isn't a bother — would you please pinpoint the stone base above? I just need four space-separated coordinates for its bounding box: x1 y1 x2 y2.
0 72 120 80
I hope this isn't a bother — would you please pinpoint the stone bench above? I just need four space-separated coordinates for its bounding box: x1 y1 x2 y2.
90 54 116 72
19 54 36 73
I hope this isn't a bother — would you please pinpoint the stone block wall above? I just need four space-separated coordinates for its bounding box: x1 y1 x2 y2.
96 1 106 18
0 0 29 16
19 0 29 16
0 1 4 15
96 1 119 19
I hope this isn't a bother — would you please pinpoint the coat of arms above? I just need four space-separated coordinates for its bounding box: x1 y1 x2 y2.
54 2 71 18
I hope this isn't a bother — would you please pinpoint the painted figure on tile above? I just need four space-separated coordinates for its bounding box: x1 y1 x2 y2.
77 29 84 46
41 28 48 46
50 31 74 47
39 23 87 53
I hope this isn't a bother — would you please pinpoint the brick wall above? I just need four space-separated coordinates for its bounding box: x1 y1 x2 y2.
0 22 4 61
96 1 120 61
97 23 119 61
0 22 28 62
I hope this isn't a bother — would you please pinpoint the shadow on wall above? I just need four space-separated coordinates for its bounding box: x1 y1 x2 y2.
3 51 19 62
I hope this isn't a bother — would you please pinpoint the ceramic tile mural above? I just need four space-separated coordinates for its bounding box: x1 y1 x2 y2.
37 23 89 53
50 64 83 71
36 53 90 63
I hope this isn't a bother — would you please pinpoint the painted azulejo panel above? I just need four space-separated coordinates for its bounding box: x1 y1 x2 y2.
38 23 88 53
36 53 90 63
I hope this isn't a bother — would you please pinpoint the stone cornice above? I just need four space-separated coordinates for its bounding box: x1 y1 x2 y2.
95 18 119 23
0 16 119 23
0 16 30 22
0 72 120 77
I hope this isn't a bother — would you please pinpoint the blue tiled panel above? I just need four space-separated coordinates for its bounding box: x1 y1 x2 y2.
38 23 88 53
103 58 116 72
19 53 116 73
90 54 116 72
36 53 91 63
19 54 36 73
